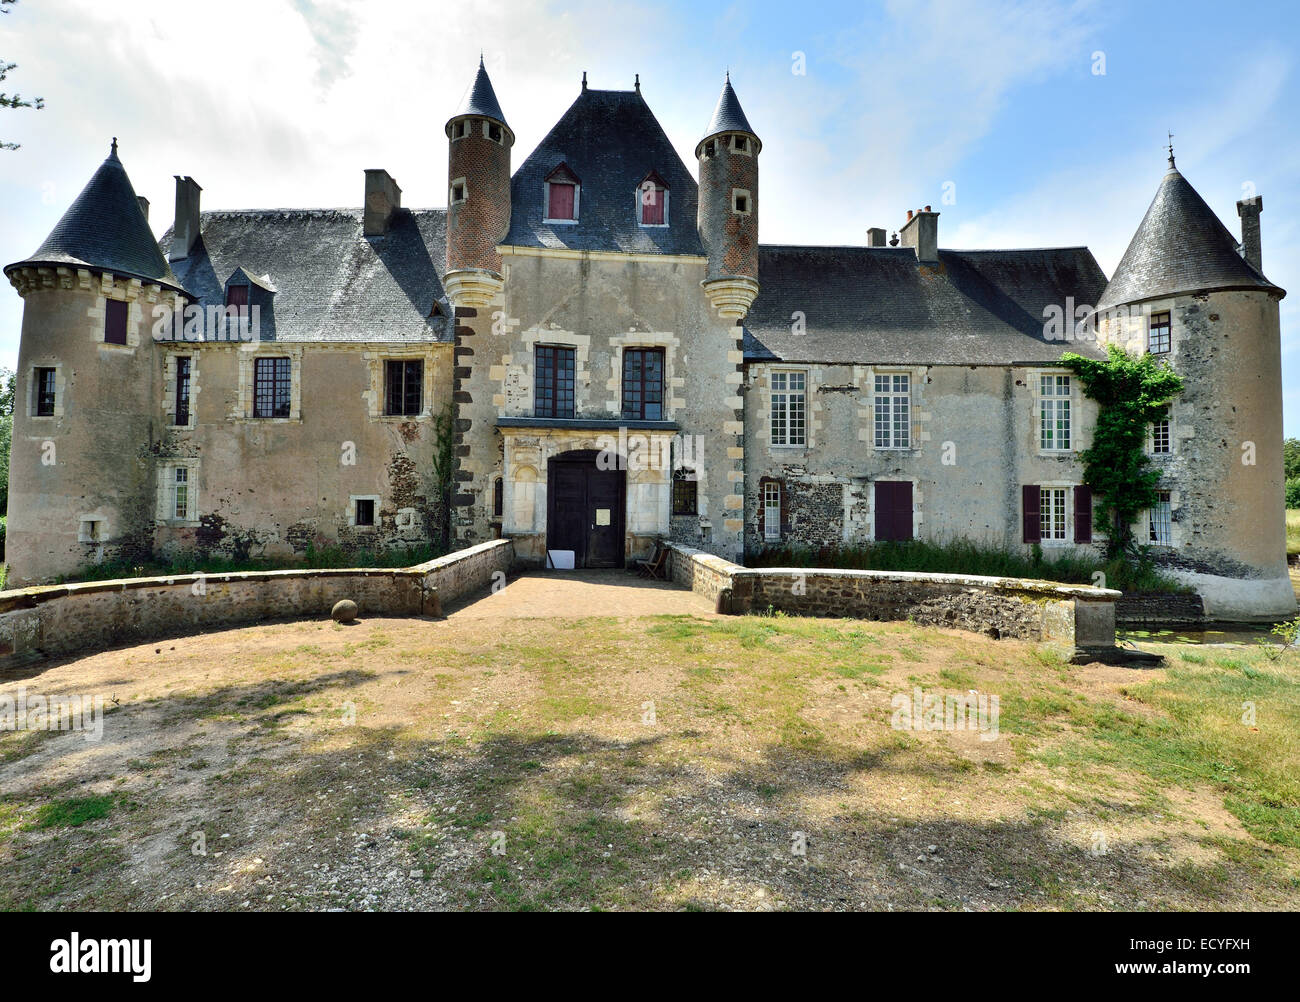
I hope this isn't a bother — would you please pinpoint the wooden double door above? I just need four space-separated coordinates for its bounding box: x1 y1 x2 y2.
546 451 626 568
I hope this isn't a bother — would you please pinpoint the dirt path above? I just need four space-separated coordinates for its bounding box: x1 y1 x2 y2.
448 569 714 620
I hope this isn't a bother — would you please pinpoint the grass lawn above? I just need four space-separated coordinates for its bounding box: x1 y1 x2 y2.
1 609 1298 911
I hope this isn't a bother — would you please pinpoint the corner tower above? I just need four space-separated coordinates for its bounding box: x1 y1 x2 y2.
3 141 188 585
1095 155 1289 620
444 57 513 308
696 73 760 320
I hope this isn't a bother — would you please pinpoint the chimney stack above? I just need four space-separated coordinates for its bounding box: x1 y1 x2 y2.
169 176 202 261
1237 195 1263 272
900 206 939 264
137 196 149 221
866 227 887 247
364 169 403 236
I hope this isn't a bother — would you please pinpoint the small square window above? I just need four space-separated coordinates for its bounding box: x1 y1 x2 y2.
78 519 102 543
733 135 748 152
703 140 716 158
451 182 466 204
733 193 748 213
487 122 502 143
355 498 376 528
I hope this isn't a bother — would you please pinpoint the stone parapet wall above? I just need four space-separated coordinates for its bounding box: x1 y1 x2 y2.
0 538 515 663
1115 591 1206 625
666 542 1118 647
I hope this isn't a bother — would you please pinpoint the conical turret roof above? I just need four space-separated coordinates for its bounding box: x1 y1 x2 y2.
446 57 510 133
1096 166 1281 310
5 140 181 290
699 73 758 150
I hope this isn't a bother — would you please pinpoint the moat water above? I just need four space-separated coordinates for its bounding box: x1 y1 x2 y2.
1118 622 1280 647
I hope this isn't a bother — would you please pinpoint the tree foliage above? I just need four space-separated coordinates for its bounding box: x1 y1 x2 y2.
1059 344 1184 557
1 0 44 152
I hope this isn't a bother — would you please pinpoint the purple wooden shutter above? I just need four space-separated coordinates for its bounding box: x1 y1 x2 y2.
548 183 574 220
104 299 128 345
1074 485 1093 544
1022 485 1041 543
875 481 913 541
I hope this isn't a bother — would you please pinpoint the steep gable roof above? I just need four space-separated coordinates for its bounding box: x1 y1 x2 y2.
504 88 704 256
744 245 1108 365
1096 168 1282 310
6 142 182 290
161 208 450 343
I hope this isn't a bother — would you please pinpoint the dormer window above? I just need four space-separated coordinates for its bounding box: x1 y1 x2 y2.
544 163 580 223
225 284 249 312
452 120 468 140
637 170 669 227
733 135 748 152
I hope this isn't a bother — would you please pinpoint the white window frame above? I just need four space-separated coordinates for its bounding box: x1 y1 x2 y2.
29 362 63 419
1039 485 1069 544
636 183 669 228
350 494 381 531
543 180 579 224
763 481 782 541
1149 408 1172 455
873 372 911 450
1038 373 1072 452
1147 491 1173 546
769 369 806 447
156 459 200 526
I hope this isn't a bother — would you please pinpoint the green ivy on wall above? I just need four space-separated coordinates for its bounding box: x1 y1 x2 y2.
1059 344 1184 558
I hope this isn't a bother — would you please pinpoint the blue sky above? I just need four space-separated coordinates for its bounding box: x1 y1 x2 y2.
1 0 1297 427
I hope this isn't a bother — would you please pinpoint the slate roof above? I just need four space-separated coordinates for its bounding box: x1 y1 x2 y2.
5 143 183 291
743 245 1108 365
503 88 705 256
160 208 450 343
700 75 758 145
1096 168 1283 310
448 58 509 132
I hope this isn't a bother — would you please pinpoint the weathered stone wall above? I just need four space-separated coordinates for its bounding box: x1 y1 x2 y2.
666 541 1118 647
742 362 1103 555
1115 591 1206 625
455 247 745 564
0 538 514 663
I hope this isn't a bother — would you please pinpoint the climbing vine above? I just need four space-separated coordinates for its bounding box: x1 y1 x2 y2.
1059 344 1184 558
430 403 455 552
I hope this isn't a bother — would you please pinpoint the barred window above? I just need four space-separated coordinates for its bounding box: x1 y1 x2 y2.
534 345 575 418
622 348 664 420
174 357 192 426
1148 311 1171 354
874 373 911 449
1148 491 1173 545
384 360 423 417
1039 374 1071 451
770 370 806 446
253 357 292 418
672 468 697 516
1040 486 1068 542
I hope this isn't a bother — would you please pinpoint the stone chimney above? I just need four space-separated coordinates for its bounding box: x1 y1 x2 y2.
169 176 202 261
136 196 149 221
900 205 939 264
866 227 887 247
364 169 403 236
1237 195 1263 272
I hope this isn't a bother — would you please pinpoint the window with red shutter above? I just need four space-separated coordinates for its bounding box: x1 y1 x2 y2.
1022 485 1041 544
547 182 575 221
874 481 914 541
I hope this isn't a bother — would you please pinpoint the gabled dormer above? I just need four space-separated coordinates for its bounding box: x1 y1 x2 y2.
637 169 669 227
544 163 581 224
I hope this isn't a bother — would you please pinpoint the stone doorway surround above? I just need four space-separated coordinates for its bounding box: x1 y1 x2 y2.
496 420 679 566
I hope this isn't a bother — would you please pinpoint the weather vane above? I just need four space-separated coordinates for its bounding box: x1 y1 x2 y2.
1167 130 1175 169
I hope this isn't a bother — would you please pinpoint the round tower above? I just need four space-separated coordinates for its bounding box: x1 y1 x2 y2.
3 140 187 586
696 73 760 320
444 57 513 308
1094 154 1290 620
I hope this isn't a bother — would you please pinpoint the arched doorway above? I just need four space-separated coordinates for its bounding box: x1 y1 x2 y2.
546 449 626 568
